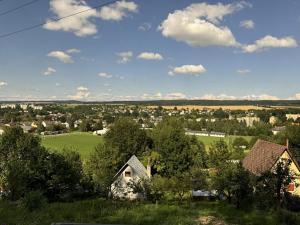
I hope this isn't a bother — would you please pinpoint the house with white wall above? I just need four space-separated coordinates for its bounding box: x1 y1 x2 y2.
111 155 151 200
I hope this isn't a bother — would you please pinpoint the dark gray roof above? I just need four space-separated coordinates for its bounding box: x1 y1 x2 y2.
114 155 149 179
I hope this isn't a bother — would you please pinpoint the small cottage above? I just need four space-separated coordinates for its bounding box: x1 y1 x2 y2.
243 139 300 196
111 155 151 200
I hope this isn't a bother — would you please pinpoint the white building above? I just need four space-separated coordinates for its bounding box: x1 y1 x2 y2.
93 128 109 136
286 114 300 121
237 116 260 127
269 116 277 125
111 155 151 200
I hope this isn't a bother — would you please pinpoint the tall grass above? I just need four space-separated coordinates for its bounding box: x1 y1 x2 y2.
1 199 297 225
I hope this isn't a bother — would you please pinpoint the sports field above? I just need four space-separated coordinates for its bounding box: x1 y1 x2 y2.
196 135 253 150
41 132 103 159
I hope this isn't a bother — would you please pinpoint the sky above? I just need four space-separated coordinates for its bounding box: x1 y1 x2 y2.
0 0 300 101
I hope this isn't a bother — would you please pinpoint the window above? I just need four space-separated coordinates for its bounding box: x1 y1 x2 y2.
125 171 131 177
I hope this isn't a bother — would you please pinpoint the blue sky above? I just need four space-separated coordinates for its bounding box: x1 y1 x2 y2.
0 0 300 101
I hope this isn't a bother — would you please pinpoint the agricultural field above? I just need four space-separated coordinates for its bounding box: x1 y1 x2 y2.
196 135 253 150
148 105 271 110
41 132 103 159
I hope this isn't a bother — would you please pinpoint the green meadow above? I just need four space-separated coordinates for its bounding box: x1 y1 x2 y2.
41 132 103 159
1 199 298 225
41 132 253 159
196 135 253 150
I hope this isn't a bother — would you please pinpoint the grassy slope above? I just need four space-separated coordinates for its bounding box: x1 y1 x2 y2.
41 132 103 159
0 199 286 225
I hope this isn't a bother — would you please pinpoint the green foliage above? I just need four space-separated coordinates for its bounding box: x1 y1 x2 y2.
209 139 231 167
152 118 197 176
212 162 253 209
87 143 121 197
105 118 150 162
22 191 47 212
0 127 91 202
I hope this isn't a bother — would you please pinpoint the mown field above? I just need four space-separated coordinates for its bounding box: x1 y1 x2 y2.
41 132 103 159
196 135 253 150
41 132 253 160
1 199 297 225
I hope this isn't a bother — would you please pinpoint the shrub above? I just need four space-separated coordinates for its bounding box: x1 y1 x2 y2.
283 193 300 212
22 191 47 212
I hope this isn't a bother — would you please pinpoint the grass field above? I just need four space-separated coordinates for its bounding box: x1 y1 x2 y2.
148 105 270 110
41 132 253 159
41 132 103 159
196 135 253 150
1 199 295 225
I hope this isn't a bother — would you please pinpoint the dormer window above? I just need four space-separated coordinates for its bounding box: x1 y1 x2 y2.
125 171 131 177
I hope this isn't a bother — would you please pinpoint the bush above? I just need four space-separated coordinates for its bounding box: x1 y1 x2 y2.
283 193 300 212
278 209 300 225
22 191 47 212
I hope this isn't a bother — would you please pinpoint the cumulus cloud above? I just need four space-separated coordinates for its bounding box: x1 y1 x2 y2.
44 67 56 76
69 86 90 100
138 22 151 31
169 64 206 76
164 92 187 100
242 35 298 53
200 93 279 100
138 52 164 60
200 94 237 100
47 51 73 63
159 2 250 47
291 93 300 100
98 72 113 78
99 0 138 21
66 48 81 54
44 0 137 37
242 94 279 100
240 20 254 29
0 81 8 88
44 0 99 37
237 69 250 74
141 92 162 100
116 51 133 63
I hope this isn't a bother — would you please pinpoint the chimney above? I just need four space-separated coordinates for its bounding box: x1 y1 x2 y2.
147 158 151 178
286 139 289 150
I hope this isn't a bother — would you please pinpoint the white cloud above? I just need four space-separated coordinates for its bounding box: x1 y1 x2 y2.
169 64 206 76
164 92 187 100
200 93 279 100
98 72 113 78
243 35 298 53
138 22 151 31
44 0 137 37
44 67 56 76
237 69 250 74
141 92 162 100
159 2 250 47
99 0 138 21
291 93 300 100
44 0 99 37
138 52 164 60
47 51 73 63
116 51 133 63
66 48 81 54
0 81 8 88
200 94 237 100
240 20 254 29
69 86 90 100
242 94 279 100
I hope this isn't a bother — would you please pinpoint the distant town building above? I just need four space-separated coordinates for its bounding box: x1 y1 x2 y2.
286 114 300 121
0 104 16 109
185 130 225 138
237 116 260 127
271 126 286 135
269 116 278 125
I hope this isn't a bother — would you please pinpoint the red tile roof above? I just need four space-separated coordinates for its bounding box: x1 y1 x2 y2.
242 139 287 175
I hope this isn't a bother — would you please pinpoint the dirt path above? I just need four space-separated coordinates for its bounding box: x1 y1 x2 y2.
197 216 236 225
